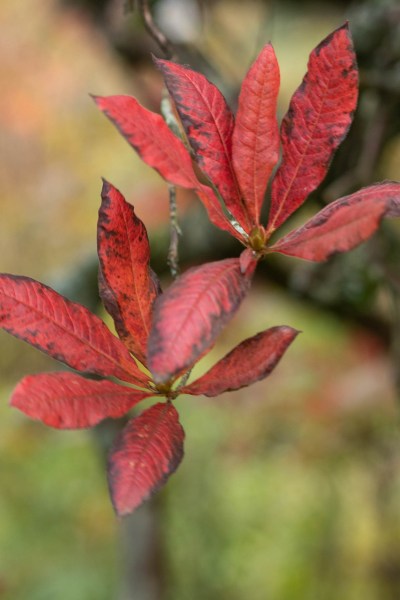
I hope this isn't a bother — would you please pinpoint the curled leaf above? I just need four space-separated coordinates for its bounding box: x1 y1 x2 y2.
98 180 161 365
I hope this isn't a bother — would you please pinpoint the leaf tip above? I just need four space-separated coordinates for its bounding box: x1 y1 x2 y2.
91 93 103 107
152 54 164 68
239 248 258 276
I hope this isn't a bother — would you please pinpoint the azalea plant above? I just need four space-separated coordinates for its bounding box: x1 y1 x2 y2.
1 23 399 516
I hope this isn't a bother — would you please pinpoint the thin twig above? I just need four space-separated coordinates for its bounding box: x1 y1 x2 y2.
167 185 181 278
137 0 176 59
136 0 181 276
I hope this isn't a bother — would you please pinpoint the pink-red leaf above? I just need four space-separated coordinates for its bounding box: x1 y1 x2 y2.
270 184 393 261
232 43 280 226
267 23 358 232
108 402 184 516
239 248 258 275
195 184 243 239
155 58 250 230
0 274 149 385
11 372 151 429
94 94 198 189
98 180 161 365
94 95 239 238
182 325 298 397
148 258 255 384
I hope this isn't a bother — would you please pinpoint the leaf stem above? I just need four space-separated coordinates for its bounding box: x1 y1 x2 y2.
176 368 193 391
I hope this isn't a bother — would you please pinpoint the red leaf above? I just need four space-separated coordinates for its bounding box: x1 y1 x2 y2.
108 402 184 516
148 258 254 384
0 274 149 385
182 326 298 397
267 23 358 232
239 248 258 275
94 95 239 238
94 95 198 189
155 58 250 231
195 184 244 240
270 184 391 261
11 372 151 429
232 43 280 226
98 180 161 365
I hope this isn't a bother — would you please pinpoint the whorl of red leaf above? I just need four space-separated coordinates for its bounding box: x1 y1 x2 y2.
155 58 250 231
148 258 255 384
0 274 148 385
108 402 184 516
270 183 394 261
11 372 151 429
183 325 299 397
267 23 358 232
232 43 280 226
98 180 160 365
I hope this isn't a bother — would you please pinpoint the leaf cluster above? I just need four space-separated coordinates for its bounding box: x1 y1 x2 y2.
0 23 399 515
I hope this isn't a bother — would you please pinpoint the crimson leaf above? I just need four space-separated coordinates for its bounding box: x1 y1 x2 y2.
148 258 255 384
270 183 397 261
94 95 239 238
267 23 358 232
11 372 151 429
0 274 148 386
155 58 250 231
98 180 161 365
232 43 280 227
108 402 184 516
94 95 198 189
182 326 298 397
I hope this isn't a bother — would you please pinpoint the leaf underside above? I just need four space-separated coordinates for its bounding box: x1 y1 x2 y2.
232 43 280 226
183 325 299 397
11 372 151 429
148 258 254 384
267 23 358 232
98 180 161 365
155 58 250 231
270 183 397 261
0 274 148 386
108 402 185 516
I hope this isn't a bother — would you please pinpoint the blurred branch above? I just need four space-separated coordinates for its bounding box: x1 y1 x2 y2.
167 186 181 278
137 0 176 59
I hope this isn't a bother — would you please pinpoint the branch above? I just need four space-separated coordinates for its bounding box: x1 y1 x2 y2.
167 185 181 278
137 0 176 59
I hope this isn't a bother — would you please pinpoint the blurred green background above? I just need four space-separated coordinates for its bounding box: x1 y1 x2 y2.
1 0 400 598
